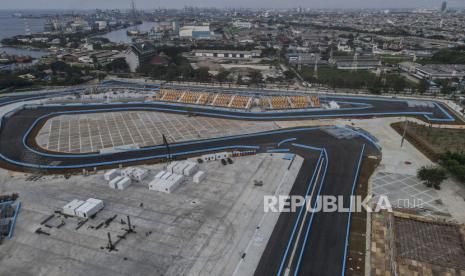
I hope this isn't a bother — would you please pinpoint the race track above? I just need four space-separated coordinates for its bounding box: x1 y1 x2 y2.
0 82 461 275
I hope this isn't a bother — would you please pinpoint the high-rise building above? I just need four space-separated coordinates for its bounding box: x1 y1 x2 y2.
441 1 447 13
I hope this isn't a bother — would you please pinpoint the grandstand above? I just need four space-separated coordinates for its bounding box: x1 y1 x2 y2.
213 94 234 107
310 96 321 108
270 96 291 109
153 88 321 111
230 95 253 109
180 92 201 104
290 96 310 109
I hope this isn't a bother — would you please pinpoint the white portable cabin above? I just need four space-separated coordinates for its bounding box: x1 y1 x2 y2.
183 162 198 176
75 198 104 218
117 177 132 190
155 170 166 179
104 169 120 181
63 199 85 216
160 171 172 180
109 176 124 189
148 174 184 193
166 161 179 173
173 162 189 175
121 167 136 177
193 171 206 183
131 168 148 182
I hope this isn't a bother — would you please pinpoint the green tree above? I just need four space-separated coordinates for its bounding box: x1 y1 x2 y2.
417 166 448 190
215 69 230 84
105 58 129 73
196 67 211 83
418 79 429 94
392 76 407 93
249 70 263 84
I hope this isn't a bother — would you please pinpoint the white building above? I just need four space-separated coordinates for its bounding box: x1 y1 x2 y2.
95 21 107 30
193 49 261 60
179 25 213 39
122 42 156 72
233 21 252 29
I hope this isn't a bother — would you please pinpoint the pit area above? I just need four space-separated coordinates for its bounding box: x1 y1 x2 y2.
0 153 302 276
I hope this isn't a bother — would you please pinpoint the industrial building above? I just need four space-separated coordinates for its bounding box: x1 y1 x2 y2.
179 25 214 39
192 49 261 60
400 62 465 80
122 42 157 72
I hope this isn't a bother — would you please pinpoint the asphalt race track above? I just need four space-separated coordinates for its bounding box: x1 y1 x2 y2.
0 83 461 276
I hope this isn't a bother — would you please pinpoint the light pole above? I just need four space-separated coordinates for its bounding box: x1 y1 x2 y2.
401 117 409 148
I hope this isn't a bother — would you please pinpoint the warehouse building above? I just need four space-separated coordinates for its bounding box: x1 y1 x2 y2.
179 25 214 39
399 62 465 80
192 49 262 60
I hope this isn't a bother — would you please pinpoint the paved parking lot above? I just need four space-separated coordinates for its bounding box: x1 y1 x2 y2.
36 112 278 153
372 172 448 214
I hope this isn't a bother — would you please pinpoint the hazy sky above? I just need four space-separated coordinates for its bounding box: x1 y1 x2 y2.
1 0 464 10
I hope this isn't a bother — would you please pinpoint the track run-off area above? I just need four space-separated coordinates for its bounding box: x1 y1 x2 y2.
0 80 462 276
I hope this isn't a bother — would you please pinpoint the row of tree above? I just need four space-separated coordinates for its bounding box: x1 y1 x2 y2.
439 152 465 183
300 67 416 93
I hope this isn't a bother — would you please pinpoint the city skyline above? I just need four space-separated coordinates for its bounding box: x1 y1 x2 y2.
1 0 465 10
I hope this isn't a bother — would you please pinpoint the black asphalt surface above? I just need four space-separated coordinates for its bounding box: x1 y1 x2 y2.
0 85 460 276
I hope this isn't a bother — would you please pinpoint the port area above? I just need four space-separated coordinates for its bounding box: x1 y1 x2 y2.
0 153 302 276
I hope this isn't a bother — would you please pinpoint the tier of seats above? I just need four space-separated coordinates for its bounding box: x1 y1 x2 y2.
213 94 233 107
230 95 252 109
270 96 290 109
153 88 320 111
290 96 310 108
310 95 321 107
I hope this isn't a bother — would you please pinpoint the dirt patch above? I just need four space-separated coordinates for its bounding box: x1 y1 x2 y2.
344 155 381 276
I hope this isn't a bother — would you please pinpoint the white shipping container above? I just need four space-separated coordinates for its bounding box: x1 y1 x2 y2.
173 163 189 175
168 174 184 186
160 171 172 180
132 168 148 182
63 199 85 216
75 198 104 218
117 177 132 190
86 198 104 209
193 171 206 183
109 176 124 189
166 161 179 173
149 174 184 193
155 170 166 179
104 169 120 181
121 167 136 177
183 162 198 176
